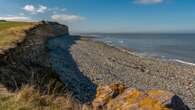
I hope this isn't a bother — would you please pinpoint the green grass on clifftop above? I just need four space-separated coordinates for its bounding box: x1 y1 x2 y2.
0 21 36 54
0 21 33 31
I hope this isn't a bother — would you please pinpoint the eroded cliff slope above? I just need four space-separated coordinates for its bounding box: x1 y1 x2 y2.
0 21 69 91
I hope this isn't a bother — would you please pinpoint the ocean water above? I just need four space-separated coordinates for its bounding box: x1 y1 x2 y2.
86 33 195 65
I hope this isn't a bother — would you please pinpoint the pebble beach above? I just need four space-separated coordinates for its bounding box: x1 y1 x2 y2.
48 36 195 108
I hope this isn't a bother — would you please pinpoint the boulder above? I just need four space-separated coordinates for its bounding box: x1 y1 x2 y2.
92 83 190 110
92 83 126 109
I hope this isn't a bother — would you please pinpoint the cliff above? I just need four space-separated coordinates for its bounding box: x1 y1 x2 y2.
0 21 69 91
0 21 81 110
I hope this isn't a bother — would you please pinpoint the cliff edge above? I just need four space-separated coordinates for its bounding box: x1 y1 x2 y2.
0 21 69 91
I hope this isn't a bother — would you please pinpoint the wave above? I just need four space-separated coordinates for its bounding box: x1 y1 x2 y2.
95 38 195 67
173 59 195 66
137 52 195 66
115 48 195 67
138 53 195 66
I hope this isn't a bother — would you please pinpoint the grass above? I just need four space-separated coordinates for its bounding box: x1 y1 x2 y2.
0 68 85 110
0 67 88 110
0 85 82 110
0 21 36 54
0 21 33 31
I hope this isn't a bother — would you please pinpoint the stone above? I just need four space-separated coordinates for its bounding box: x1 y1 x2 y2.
92 83 126 109
92 83 190 110
166 95 190 110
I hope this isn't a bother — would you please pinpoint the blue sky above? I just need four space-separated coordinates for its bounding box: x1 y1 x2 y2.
0 0 194 33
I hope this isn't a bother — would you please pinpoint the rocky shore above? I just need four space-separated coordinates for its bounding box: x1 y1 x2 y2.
47 36 195 109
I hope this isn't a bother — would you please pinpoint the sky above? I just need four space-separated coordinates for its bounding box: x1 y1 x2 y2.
0 0 194 33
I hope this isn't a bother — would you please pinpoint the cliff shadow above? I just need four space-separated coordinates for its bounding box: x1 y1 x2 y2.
47 35 97 103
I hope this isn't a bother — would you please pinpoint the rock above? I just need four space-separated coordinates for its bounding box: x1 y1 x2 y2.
92 83 190 110
92 83 126 109
166 95 191 110
147 89 175 104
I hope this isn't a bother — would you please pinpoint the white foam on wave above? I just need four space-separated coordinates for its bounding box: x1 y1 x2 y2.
173 59 195 66
120 49 195 67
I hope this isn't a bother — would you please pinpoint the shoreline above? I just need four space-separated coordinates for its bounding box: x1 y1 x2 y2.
48 35 195 108
88 36 195 67
109 42 195 67
86 37 195 107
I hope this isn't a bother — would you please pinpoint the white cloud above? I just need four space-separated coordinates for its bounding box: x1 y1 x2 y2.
23 4 47 14
0 16 31 21
135 0 163 4
48 7 67 15
51 14 84 22
48 7 67 12
37 5 47 13
23 5 35 12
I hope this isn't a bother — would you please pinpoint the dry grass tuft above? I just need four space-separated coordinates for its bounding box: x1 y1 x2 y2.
0 85 84 110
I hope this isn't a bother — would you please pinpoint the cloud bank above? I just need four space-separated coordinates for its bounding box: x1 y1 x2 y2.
20 4 85 23
51 14 84 22
135 0 163 4
0 16 31 21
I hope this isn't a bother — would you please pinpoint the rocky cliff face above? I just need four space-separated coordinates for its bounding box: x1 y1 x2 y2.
0 22 69 91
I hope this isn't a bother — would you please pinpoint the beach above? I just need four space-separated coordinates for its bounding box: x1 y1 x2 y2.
48 36 195 108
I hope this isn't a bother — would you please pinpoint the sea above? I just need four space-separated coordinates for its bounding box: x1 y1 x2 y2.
82 33 195 66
